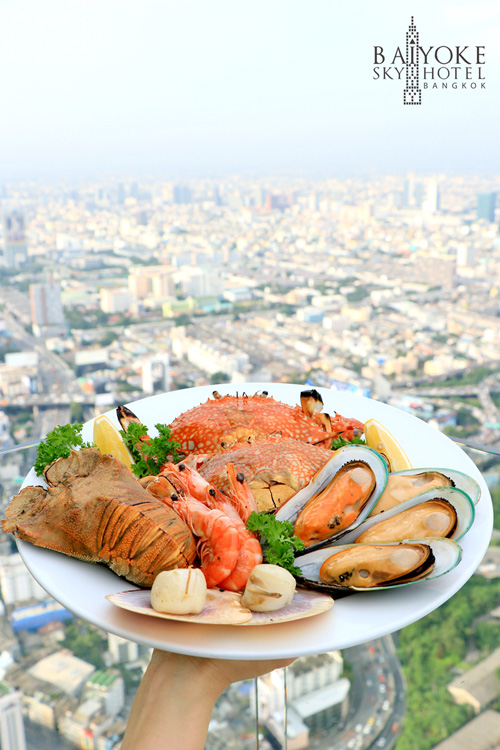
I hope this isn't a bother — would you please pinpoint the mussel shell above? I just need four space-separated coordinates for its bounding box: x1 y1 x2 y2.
370 468 480 514
294 538 463 594
369 471 452 515
339 486 475 545
320 542 434 588
275 445 388 549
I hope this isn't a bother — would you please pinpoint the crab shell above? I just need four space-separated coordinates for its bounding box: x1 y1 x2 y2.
294 538 463 595
368 467 481 516
168 392 362 454
197 438 334 512
339 486 475 545
275 445 388 549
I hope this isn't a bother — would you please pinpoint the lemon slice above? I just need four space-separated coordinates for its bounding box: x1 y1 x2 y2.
93 415 133 469
364 418 412 472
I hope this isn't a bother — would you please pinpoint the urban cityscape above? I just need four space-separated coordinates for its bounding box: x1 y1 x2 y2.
0 172 500 750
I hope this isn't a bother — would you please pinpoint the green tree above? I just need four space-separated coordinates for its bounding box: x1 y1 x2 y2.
455 407 480 427
63 621 106 669
210 372 230 384
396 576 500 750
70 401 85 423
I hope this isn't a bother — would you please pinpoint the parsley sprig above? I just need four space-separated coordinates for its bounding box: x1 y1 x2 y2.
331 435 366 450
119 421 181 478
246 511 305 576
34 423 93 476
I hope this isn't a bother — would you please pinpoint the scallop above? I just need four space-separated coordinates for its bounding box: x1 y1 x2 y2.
276 445 388 550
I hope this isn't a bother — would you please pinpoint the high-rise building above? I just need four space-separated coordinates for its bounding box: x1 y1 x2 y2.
100 287 133 314
29 283 67 337
477 192 497 222
0 683 26 750
128 265 176 300
0 554 48 605
423 179 440 213
403 173 416 207
142 353 170 394
173 185 192 204
456 244 476 267
116 182 126 205
2 212 27 267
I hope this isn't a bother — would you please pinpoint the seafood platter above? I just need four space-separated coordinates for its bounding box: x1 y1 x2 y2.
3 383 493 659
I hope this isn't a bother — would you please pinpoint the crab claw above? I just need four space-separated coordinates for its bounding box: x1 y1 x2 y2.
300 389 324 418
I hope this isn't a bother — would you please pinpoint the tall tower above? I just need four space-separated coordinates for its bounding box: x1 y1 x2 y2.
29 283 67 337
0 683 26 750
2 212 27 267
404 17 422 105
477 192 497 222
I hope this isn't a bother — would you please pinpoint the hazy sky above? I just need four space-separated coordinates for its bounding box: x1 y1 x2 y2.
1 0 499 179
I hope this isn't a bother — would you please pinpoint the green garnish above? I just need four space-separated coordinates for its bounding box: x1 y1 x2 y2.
34 423 93 476
120 422 181 478
331 435 366 450
246 511 305 576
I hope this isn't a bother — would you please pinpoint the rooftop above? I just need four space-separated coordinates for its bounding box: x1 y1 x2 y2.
448 648 500 711
432 710 500 750
292 678 350 719
87 670 118 688
28 650 95 696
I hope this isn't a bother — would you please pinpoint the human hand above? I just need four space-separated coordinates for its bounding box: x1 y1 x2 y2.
122 649 296 750
148 648 296 696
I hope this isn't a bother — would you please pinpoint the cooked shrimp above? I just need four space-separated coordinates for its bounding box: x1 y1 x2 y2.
218 526 263 592
160 463 243 524
159 463 262 591
225 464 258 524
164 494 241 588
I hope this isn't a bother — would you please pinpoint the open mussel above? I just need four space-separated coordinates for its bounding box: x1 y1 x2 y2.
321 543 434 588
275 445 388 549
338 486 474 545
369 468 480 515
294 538 463 594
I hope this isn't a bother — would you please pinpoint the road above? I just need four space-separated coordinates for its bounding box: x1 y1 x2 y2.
3 311 79 401
309 635 405 750
25 720 75 750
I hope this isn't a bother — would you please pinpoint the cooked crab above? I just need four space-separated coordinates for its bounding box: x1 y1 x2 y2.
117 390 364 455
1 449 197 587
196 438 334 512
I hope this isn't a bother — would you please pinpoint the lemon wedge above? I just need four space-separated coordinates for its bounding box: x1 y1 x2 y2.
364 418 412 472
93 415 133 469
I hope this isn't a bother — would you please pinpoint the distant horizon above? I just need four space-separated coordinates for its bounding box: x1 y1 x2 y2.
1 168 500 186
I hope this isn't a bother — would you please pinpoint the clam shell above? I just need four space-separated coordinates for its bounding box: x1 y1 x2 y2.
339 486 475 545
370 468 480 514
294 538 463 594
106 587 333 626
275 445 388 549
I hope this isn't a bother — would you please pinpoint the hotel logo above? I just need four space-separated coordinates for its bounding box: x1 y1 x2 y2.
373 17 486 105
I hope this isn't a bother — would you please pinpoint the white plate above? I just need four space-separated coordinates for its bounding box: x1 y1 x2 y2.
16 383 493 660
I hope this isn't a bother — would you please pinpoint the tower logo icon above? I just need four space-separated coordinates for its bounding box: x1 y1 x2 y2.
404 17 422 105
372 18 486 104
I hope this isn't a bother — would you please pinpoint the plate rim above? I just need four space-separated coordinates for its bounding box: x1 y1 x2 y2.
15 382 494 659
